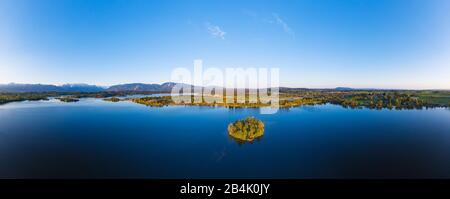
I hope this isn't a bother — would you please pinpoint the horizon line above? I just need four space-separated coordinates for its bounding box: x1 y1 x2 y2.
0 82 449 91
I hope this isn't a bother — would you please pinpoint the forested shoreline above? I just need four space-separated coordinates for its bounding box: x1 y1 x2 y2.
1 90 449 110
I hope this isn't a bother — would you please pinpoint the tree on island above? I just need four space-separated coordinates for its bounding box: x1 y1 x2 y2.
228 117 265 142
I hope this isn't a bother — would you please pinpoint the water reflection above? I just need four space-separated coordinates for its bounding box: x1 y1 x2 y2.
0 99 449 178
229 135 264 146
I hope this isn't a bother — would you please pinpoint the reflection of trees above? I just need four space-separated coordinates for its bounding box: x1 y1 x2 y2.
229 134 264 146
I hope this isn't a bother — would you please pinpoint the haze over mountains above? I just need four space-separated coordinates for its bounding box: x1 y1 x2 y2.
0 82 181 93
0 82 301 93
0 83 105 92
2 83 438 93
107 82 178 92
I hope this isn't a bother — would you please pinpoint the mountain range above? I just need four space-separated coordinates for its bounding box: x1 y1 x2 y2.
0 83 405 93
106 82 178 92
0 82 181 93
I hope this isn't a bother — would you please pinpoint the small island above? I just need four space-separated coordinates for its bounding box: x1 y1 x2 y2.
228 117 265 142
57 96 79 102
104 97 121 102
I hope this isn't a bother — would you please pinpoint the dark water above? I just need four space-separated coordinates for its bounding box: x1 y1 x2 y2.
0 98 449 179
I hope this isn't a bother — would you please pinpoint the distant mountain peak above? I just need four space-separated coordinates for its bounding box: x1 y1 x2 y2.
106 82 182 92
335 87 354 91
0 83 105 92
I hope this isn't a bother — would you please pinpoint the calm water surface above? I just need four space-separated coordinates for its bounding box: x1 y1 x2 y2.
0 98 449 178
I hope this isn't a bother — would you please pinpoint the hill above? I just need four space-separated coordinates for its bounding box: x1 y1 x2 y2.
106 82 178 92
0 83 105 92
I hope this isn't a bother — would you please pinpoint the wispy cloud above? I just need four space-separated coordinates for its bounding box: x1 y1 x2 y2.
245 10 295 38
271 13 295 38
206 23 226 40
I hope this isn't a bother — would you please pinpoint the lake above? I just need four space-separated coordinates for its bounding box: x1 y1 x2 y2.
0 98 449 178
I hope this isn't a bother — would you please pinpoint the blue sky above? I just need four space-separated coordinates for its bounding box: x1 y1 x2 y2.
0 0 449 89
